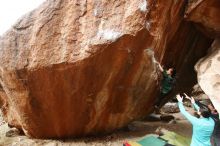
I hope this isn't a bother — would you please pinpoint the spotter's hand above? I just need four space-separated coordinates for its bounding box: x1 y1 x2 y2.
184 93 195 104
176 94 183 103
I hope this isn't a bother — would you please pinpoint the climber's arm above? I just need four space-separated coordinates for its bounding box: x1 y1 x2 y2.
157 63 164 72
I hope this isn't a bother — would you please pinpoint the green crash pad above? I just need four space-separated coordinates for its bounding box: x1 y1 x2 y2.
123 131 191 146
160 131 191 146
137 135 166 146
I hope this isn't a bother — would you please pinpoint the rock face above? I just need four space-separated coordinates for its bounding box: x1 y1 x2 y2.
195 39 220 113
186 0 220 113
0 0 212 138
185 0 220 38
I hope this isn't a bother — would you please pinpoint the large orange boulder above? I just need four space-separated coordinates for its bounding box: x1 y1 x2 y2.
0 0 212 138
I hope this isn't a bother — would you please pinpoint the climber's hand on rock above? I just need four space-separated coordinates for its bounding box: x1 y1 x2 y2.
157 63 164 72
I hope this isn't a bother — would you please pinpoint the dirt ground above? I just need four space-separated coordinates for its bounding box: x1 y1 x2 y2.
0 105 193 146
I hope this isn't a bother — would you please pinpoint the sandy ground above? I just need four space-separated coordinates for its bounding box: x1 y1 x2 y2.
0 105 193 146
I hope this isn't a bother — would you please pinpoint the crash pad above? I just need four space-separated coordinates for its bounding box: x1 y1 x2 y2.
123 130 191 146
160 131 191 146
123 135 166 146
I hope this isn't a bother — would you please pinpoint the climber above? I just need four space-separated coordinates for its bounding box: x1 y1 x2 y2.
154 63 176 110
176 94 215 146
